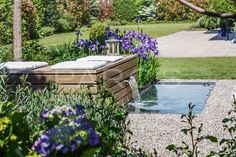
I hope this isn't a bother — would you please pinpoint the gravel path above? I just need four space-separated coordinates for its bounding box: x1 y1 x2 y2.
128 80 236 156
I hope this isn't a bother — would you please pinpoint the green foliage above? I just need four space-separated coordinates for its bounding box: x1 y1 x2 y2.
166 104 215 157
193 16 221 30
89 0 99 20
84 81 148 156
138 54 159 87
39 26 55 37
89 22 107 44
23 40 51 63
138 0 157 21
23 40 84 65
22 0 40 39
207 96 236 157
55 18 71 33
0 46 13 62
43 0 59 27
208 0 236 13
113 0 138 22
48 43 82 64
0 101 30 157
156 0 207 21
0 0 13 45
0 75 148 156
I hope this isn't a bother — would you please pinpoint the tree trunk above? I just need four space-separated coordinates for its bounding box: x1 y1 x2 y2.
13 0 22 61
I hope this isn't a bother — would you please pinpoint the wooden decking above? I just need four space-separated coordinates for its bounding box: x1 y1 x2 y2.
7 55 138 104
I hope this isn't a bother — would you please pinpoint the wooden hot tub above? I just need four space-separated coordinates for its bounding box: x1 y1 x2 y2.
7 55 138 104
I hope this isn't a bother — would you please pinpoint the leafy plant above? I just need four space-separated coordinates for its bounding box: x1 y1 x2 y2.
0 101 31 157
166 104 217 157
55 18 71 33
113 0 138 22
207 95 236 157
83 80 148 156
39 26 55 37
89 21 107 45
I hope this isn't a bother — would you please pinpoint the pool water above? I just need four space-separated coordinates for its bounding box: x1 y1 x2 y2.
129 82 215 114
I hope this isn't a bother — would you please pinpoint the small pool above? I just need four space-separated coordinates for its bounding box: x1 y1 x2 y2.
129 82 215 114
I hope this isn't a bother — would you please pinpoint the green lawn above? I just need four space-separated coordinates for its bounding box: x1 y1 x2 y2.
39 23 192 47
158 57 236 79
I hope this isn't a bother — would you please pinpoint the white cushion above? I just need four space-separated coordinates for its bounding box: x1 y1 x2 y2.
77 55 124 62
51 61 107 70
0 61 48 73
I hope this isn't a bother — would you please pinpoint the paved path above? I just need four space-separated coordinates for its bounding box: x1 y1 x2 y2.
157 31 236 58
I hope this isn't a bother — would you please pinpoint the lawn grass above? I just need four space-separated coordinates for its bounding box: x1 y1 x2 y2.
158 57 236 79
39 23 192 47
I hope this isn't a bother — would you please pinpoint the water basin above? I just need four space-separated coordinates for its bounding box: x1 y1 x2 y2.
129 82 215 114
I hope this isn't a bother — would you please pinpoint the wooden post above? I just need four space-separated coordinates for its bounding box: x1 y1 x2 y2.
13 0 22 61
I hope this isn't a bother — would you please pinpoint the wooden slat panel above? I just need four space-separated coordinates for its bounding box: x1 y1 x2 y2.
108 81 129 94
104 66 137 88
107 73 138 94
54 74 99 84
102 58 137 81
116 92 133 104
58 85 97 94
114 86 132 101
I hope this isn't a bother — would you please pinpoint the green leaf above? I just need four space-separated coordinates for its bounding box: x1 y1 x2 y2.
166 144 176 151
181 129 189 135
207 136 218 143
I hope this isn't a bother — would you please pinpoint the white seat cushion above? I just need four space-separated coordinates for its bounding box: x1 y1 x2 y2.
51 61 107 70
0 61 48 73
77 55 124 62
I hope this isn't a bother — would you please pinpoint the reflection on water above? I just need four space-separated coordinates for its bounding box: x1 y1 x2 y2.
129 82 215 114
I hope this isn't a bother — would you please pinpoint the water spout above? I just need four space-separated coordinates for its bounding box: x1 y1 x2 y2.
127 76 141 103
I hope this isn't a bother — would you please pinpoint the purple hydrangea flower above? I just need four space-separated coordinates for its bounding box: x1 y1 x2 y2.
34 105 99 157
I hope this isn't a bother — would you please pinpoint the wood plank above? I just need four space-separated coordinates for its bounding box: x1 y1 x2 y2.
104 66 137 88
102 58 137 81
58 84 97 94
116 92 133 104
114 86 132 102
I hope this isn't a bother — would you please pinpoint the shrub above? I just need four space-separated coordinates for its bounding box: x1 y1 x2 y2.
48 43 82 64
137 0 157 21
99 0 114 20
23 40 51 63
193 16 221 30
43 0 59 27
89 22 107 44
39 26 55 37
0 102 30 156
0 75 148 156
0 0 13 45
55 18 71 33
156 0 208 21
0 46 13 62
22 0 40 39
113 0 138 22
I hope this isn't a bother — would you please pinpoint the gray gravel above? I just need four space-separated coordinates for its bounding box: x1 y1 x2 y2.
128 80 236 156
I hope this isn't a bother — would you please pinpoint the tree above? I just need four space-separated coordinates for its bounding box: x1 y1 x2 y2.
176 0 236 19
13 0 22 61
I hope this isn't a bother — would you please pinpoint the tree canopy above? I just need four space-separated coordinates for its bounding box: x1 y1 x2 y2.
176 0 236 19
